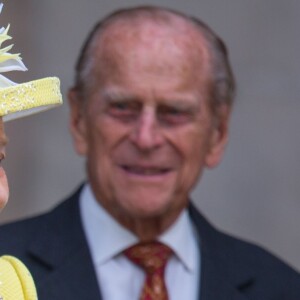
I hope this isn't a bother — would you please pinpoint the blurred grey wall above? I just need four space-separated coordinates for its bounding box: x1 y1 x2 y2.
1 0 299 270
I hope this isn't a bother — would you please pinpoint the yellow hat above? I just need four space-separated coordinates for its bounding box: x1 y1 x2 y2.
0 3 62 122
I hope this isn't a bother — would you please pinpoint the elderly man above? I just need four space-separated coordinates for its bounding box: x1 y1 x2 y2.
0 6 299 300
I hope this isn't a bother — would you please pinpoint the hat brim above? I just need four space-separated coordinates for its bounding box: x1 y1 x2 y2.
0 77 63 122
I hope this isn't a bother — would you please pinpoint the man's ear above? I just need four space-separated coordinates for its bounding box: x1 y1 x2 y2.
205 104 231 168
68 88 88 156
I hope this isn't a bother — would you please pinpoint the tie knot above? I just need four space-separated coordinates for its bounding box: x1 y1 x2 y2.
124 241 172 274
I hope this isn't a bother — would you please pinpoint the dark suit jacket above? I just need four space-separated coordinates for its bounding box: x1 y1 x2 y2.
0 186 299 299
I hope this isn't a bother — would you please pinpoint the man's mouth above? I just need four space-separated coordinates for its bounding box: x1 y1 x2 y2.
122 165 170 175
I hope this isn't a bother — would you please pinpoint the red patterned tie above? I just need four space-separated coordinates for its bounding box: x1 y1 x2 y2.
124 241 172 300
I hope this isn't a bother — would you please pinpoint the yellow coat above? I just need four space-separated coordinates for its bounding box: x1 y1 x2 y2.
0 256 37 300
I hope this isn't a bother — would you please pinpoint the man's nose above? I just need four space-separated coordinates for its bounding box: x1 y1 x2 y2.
129 109 164 151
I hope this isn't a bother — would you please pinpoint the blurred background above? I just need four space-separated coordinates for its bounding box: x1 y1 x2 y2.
1 0 299 270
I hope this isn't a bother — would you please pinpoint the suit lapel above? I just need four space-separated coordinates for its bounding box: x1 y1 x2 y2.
198 248 250 300
36 245 102 300
189 204 253 300
27 186 102 299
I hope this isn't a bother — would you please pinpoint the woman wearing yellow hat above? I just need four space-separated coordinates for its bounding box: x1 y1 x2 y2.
0 3 62 299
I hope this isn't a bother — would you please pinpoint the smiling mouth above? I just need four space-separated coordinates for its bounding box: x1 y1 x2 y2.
122 166 171 175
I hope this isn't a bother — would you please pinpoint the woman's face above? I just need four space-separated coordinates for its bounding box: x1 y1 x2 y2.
0 118 9 212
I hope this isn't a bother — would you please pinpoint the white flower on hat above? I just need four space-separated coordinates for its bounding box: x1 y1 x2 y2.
0 2 62 121
0 3 27 88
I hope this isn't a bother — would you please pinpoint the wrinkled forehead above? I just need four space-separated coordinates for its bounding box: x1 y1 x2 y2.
93 16 211 78
102 16 204 46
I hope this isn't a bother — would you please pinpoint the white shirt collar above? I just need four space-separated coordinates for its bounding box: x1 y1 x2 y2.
80 184 198 272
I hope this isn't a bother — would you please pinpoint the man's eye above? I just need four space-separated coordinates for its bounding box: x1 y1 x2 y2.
159 106 193 125
107 102 139 120
108 102 132 114
112 102 130 110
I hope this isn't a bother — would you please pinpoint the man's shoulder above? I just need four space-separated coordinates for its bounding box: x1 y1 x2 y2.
189 203 300 295
218 224 299 274
220 229 300 295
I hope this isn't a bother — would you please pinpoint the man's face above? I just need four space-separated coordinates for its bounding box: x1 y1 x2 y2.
0 118 8 212
69 22 229 229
